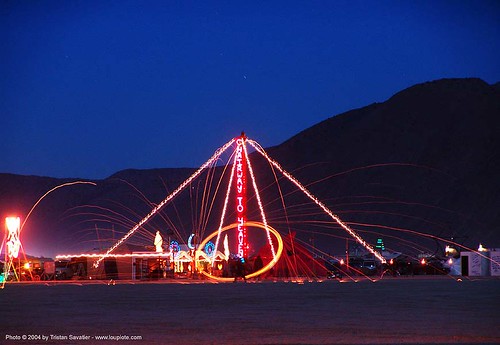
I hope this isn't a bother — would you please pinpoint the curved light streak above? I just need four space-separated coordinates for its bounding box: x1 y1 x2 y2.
21 181 97 232
199 221 284 282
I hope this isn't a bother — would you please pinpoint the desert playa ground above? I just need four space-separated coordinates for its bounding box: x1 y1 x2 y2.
1 277 499 345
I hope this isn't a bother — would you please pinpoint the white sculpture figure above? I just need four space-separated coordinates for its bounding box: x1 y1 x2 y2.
154 231 163 253
223 234 229 261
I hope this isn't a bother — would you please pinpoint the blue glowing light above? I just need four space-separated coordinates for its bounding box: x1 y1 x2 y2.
204 241 215 257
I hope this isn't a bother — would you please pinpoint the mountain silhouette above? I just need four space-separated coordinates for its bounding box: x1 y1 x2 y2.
1 78 498 258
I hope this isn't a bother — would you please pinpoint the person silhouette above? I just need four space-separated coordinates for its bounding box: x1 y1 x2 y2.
234 257 246 282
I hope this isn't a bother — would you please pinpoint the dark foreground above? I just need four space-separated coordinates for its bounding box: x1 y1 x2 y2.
1 277 499 344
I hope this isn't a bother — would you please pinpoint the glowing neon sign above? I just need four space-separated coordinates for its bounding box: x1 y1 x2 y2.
204 241 215 257
170 240 180 252
235 135 247 258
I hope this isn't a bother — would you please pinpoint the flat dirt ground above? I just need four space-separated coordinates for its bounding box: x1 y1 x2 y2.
1 277 499 344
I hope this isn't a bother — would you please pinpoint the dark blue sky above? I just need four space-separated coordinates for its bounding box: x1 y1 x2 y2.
1 1 499 179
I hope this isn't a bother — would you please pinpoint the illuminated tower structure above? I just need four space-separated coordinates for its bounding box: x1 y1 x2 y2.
235 133 248 258
2 217 22 287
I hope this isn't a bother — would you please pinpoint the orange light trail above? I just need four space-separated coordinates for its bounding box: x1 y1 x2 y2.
21 181 97 233
199 222 284 282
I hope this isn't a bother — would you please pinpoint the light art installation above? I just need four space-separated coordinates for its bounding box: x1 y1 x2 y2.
93 134 383 275
204 241 215 257
0 181 96 288
6 217 21 259
210 134 277 269
2 217 22 288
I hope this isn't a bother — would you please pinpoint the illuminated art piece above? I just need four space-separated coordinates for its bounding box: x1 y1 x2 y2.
94 134 383 272
0 181 96 289
6 217 21 259
170 240 180 252
199 222 284 282
2 217 22 287
188 233 196 250
154 231 163 253
235 135 248 258
210 134 277 273
204 241 215 257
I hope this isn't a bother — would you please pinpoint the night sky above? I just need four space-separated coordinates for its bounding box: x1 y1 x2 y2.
2 1 499 179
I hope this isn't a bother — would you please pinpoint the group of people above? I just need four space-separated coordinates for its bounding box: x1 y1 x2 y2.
230 255 264 282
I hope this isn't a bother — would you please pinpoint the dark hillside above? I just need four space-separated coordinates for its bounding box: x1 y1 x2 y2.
265 78 499 252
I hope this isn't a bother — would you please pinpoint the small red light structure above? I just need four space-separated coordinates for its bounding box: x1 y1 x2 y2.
420 258 426 265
